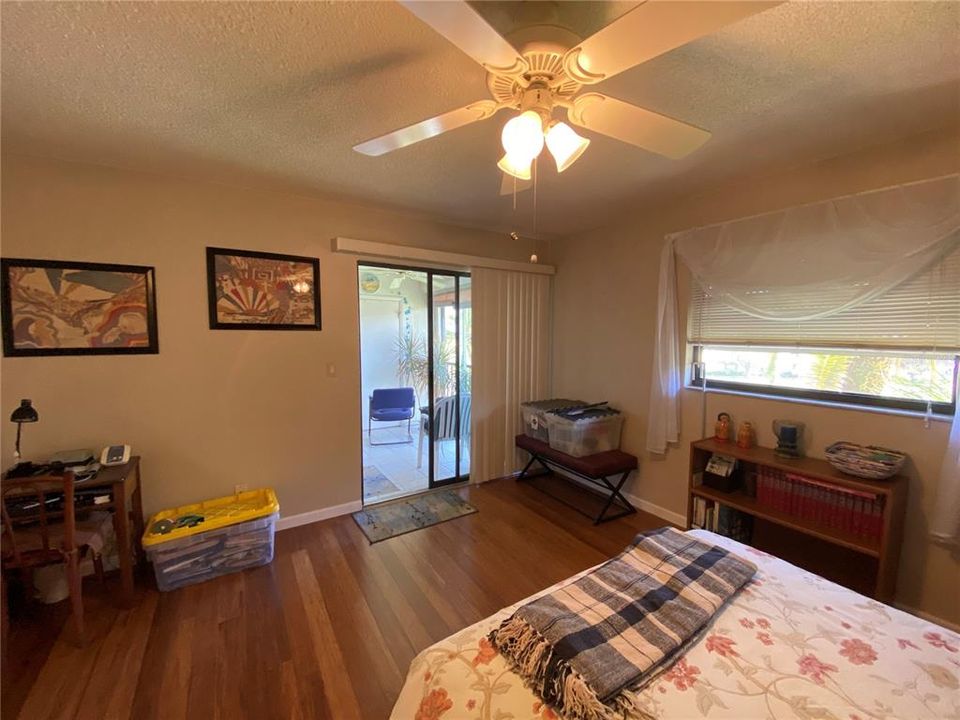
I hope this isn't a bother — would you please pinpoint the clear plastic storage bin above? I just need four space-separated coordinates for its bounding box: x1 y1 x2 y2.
142 488 279 592
520 399 587 442
546 407 624 457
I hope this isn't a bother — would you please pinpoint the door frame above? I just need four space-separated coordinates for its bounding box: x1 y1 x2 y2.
357 261 471 496
426 269 470 489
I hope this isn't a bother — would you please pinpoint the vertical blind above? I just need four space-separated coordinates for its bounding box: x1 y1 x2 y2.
470 268 551 483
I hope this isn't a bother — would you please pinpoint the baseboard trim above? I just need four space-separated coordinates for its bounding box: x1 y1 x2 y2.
892 601 960 633
530 467 687 527
622 492 687 527
276 500 363 531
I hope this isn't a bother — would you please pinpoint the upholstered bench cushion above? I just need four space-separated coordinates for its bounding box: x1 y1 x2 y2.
515 435 637 478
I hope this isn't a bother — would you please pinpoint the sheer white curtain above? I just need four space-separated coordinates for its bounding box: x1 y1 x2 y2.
470 268 551 483
646 239 681 454
931 379 960 546
677 176 960 320
645 175 960 454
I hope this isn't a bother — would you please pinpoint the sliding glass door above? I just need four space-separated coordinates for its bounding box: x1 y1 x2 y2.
358 262 470 503
428 272 471 487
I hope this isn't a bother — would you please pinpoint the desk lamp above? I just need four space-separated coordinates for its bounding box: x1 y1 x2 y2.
10 399 39 460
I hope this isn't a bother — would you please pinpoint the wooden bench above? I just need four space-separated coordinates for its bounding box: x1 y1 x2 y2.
514 434 638 524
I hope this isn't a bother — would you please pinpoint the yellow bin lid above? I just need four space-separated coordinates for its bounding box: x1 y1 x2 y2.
142 488 279 547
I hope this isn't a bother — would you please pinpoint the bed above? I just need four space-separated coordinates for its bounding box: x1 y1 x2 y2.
391 530 959 720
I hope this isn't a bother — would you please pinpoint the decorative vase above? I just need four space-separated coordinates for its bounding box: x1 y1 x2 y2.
715 412 732 443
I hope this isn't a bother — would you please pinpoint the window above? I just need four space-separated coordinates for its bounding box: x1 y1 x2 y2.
688 245 960 414
691 346 958 414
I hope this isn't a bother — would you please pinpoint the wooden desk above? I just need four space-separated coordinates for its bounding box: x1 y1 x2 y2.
2 457 145 606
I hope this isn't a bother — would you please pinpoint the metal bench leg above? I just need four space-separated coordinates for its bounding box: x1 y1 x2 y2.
594 470 637 524
517 454 539 480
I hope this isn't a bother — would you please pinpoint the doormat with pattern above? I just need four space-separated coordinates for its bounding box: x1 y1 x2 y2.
363 465 401 502
352 489 477 543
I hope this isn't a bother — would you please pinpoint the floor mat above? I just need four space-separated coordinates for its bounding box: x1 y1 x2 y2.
352 489 477 543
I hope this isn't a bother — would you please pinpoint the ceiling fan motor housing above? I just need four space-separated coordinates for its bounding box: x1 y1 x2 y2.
354 2 774 166
486 28 583 122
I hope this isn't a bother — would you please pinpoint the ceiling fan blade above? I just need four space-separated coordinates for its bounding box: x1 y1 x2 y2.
354 100 500 156
499 173 532 196
568 93 710 160
563 1 782 84
399 1 527 76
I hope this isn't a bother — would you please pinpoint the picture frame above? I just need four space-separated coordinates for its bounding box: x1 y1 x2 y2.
1 258 159 357
206 247 321 331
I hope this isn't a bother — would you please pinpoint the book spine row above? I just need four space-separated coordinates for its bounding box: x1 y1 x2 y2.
691 498 752 544
692 496 716 532
756 467 883 541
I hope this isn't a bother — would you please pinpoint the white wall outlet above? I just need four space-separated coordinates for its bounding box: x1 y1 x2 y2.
234 483 249 494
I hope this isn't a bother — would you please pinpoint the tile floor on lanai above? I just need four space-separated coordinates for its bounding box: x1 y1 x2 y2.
362 423 470 504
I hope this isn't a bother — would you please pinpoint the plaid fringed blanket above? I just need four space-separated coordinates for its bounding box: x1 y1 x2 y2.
489 527 757 720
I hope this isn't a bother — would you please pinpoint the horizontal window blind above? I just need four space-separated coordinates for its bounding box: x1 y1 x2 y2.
689 245 960 351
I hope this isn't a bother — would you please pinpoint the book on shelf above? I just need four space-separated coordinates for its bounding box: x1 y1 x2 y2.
692 496 705 528
691 497 752 543
753 467 884 542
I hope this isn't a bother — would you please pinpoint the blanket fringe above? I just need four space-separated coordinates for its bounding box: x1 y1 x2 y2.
613 688 657 720
491 616 630 720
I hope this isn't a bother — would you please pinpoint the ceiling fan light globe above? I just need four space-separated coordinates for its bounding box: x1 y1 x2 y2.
545 122 590 173
501 110 544 159
497 153 532 181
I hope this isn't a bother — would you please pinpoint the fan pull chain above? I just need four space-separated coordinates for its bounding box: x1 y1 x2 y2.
532 157 538 238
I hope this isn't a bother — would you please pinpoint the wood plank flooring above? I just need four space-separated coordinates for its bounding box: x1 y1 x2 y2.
2 476 668 720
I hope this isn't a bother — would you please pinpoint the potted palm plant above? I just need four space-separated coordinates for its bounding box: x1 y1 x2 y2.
395 331 460 404
395 331 428 405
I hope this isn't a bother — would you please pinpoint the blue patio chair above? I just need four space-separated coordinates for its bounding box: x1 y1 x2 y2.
368 387 417 446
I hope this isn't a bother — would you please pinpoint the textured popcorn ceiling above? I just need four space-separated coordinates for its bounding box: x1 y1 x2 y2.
2 1 958 236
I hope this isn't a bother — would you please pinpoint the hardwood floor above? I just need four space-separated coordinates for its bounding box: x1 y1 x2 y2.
1 476 668 720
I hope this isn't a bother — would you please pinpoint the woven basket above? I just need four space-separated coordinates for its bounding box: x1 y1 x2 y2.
825 441 907 480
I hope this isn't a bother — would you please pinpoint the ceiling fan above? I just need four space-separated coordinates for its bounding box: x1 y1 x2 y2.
354 1 780 192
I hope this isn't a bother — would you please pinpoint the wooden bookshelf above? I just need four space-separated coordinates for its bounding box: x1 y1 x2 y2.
687 438 907 601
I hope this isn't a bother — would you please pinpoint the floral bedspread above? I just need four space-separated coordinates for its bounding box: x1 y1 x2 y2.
391 530 960 720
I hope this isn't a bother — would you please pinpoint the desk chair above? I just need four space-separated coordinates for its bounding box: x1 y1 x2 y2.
1 471 110 646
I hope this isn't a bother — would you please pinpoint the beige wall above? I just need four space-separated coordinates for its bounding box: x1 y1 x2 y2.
552 127 960 625
0 154 541 519
3 130 958 623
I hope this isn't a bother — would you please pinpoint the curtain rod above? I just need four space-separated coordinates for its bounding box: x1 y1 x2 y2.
332 236 556 275
665 172 960 239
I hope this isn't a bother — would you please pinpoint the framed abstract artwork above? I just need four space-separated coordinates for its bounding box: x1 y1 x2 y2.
1 258 159 356
206 247 321 330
